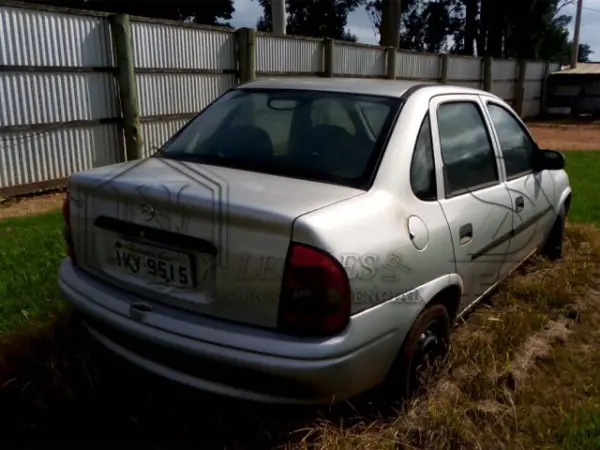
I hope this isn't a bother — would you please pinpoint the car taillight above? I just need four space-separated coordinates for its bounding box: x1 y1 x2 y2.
62 192 76 264
277 243 351 337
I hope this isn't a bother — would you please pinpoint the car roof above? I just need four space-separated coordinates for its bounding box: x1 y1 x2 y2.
236 77 492 99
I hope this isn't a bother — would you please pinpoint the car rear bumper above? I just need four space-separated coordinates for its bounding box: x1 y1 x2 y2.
58 258 402 405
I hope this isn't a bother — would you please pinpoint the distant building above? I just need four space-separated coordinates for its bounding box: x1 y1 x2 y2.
545 63 600 116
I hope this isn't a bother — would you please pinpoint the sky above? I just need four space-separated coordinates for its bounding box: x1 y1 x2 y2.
229 0 600 60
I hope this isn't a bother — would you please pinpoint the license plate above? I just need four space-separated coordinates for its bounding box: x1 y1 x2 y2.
112 239 194 288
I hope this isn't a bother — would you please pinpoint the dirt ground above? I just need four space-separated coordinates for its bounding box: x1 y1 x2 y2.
527 121 600 151
0 192 64 220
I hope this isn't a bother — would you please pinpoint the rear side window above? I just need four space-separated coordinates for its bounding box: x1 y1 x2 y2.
410 115 437 201
437 102 499 196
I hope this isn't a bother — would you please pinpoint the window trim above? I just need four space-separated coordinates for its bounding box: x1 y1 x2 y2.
483 99 540 181
410 114 438 201
442 179 502 199
431 97 502 199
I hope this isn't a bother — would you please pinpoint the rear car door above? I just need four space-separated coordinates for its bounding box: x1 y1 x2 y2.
429 95 513 311
482 99 557 275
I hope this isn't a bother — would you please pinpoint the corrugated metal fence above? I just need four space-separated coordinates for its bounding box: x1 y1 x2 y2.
0 3 121 194
131 18 237 158
0 1 560 197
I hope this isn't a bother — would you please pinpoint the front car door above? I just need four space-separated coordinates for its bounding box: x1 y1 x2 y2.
481 98 557 276
429 95 513 312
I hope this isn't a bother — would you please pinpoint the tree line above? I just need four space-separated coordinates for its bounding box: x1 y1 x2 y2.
26 0 592 62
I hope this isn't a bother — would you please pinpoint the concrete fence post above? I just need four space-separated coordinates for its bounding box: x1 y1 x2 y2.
236 27 256 83
386 47 397 80
440 54 450 84
540 62 551 117
323 38 335 77
483 56 493 92
514 59 528 116
109 13 142 161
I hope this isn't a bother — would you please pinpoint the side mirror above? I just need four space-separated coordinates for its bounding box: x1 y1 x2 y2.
532 149 566 171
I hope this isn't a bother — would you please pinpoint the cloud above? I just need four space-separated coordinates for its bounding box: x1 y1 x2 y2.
231 0 262 28
346 7 378 44
564 0 600 59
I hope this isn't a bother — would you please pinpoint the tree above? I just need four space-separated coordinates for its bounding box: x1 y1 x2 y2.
536 13 573 62
256 0 361 41
365 0 592 63
365 0 415 46
460 0 586 61
26 0 235 26
577 43 594 63
366 0 458 51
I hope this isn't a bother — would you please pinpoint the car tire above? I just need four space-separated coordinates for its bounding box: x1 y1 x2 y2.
541 206 566 261
381 303 451 403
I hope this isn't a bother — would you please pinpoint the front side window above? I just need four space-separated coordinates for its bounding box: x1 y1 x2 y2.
437 102 499 196
487 103 536 178
159 89 401 188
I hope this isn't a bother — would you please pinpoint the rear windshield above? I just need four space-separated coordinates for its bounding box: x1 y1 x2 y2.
157 89 402 189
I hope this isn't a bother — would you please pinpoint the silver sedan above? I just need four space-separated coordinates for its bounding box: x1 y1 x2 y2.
58 78 572 405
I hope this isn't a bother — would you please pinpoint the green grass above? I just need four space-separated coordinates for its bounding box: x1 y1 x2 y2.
533 151 600 449
562 408 600 450
565 151 600 225
0 211 65 332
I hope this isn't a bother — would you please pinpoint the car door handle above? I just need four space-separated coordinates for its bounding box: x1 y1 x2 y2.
515 196 525 212
459 223 473 244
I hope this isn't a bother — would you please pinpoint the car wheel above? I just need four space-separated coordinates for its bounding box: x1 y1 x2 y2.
541 206 566 260
382 303 451 402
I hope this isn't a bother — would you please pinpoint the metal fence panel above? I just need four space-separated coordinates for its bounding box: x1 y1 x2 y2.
522 99 540 118
396 51 440 80
0 124 122 189
136 73 235 117
0 71 119 127
449 80 483 90
491 81 515 102
526 62 545 80
256 75 316 80
492 59 517 80
140 119 189 157
0 5 114 67
131 20 235 70
447 56 482 81
334 43 386 77
523 80 542 100
256 35 322 73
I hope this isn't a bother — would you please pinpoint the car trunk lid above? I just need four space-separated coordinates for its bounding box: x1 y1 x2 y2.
67 157 364 328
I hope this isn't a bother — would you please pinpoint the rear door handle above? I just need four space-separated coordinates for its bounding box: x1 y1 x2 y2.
515 196 525 212
459 223 473 244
